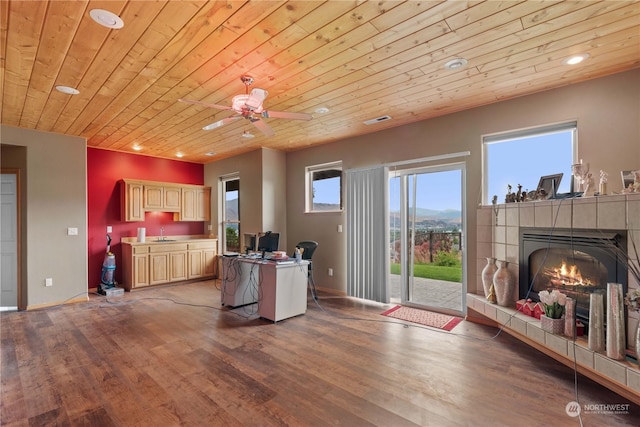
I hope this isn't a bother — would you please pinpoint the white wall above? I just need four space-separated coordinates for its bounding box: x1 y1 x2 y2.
1 125 88 308
205 148 289 251
285 69 640 295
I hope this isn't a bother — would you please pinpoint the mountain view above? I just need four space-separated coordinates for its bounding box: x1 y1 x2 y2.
228 199 461 231
389 207 462 231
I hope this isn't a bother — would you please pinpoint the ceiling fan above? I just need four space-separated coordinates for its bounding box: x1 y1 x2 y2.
178 75 312 137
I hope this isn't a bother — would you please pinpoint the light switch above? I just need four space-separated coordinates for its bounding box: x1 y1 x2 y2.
106 226 113 233
67 227 78 236
337 224 342 233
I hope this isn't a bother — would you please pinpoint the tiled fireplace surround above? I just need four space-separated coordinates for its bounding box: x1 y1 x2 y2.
472 192 640 402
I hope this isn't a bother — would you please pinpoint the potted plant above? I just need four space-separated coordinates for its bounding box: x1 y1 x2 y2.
538 289 567 334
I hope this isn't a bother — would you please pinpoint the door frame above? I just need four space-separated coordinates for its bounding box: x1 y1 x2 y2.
391 162 467 316
1 169 23 310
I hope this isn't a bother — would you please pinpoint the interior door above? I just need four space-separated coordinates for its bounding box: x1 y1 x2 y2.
1 173 19 309
389 164 465 315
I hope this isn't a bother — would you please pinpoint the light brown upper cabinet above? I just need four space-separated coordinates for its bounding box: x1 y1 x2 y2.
144 184 181 212
121 180 145 222
175 186 211 222
121 179 210 222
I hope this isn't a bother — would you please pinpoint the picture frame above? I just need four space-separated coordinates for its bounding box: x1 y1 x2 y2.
536 173 563 199
621 170 635 191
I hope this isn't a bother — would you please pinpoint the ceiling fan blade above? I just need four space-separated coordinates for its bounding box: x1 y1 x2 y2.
178 98 232 111
249 117 275 137
202 115 241 131
261 110 312 121
245 88 268 110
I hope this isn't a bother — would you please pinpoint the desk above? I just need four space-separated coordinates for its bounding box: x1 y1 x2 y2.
221 257 309 322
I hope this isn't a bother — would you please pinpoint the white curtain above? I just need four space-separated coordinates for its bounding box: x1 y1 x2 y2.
346 166 389 303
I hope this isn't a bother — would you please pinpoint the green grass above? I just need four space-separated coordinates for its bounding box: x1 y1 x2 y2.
390 263 462 283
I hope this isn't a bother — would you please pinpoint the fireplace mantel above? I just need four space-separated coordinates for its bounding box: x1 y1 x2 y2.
467 294 640 405
473 193 640 401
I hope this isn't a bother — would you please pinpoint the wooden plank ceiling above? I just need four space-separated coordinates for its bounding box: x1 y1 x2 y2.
1 1 639 164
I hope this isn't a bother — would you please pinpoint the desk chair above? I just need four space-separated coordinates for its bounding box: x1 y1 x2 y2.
295 241 318 300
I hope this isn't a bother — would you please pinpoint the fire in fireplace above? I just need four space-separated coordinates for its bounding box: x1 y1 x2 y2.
519 228 628 327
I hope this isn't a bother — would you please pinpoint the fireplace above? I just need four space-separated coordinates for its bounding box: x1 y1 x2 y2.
519 228 628 327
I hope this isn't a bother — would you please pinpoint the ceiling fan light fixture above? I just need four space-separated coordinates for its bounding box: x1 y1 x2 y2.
55 85 80 95
444 58 468 70
564 53 590 65
89 9 124 29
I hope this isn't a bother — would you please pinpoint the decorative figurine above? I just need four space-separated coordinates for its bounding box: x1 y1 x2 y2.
583 173 595 196
492 195 499 225
599 170 608 195
505 185 517 203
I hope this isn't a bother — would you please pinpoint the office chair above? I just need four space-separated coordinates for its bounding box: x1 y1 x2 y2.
295 241 318 300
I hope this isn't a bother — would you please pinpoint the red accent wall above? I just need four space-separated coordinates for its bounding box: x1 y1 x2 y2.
87 148 205 288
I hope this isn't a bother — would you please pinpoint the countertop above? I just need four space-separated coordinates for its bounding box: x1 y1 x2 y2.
121 235 217 245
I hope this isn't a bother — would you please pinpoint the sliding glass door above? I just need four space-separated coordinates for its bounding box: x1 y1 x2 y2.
389 164 465 315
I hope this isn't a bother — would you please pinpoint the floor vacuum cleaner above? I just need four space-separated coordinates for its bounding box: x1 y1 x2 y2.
98 233 124 296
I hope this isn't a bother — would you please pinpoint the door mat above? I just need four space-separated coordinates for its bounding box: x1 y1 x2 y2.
381 305 462 331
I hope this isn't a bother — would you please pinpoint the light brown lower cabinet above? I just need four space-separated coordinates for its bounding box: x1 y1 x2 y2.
122 240 217 290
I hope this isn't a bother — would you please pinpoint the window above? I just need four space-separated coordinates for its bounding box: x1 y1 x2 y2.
306 161 343 212
221 175 240 253
483 122 576 205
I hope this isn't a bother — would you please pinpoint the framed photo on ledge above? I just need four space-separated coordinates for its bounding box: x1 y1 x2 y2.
536 173 563 199
621 170 635 191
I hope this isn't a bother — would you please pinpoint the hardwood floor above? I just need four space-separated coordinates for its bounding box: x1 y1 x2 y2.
2 280 638 426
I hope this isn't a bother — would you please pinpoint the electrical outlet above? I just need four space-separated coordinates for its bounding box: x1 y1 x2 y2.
328 268 333 277
45 278 53 287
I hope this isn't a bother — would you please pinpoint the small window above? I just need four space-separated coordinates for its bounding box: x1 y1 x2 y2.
221 175 240 252
306 161 343 212
483 122 576 205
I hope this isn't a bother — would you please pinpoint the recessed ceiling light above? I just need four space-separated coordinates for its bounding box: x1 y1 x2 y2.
176 152 184 158
132 145 142 151
55 85 80 95
205 152 215 156
564 53 590 65
444 58 468 70
89 9 124 29
242 131 254 139
315 107 330 114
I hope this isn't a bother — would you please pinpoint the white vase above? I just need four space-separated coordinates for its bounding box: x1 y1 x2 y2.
493 260 514 307
588 293 605 352
481 257 497 301
634 319 640 364
564 297 575 338
606 283 626 360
